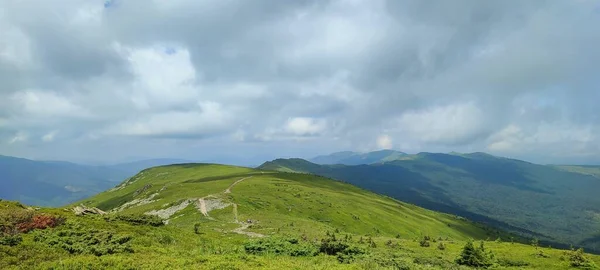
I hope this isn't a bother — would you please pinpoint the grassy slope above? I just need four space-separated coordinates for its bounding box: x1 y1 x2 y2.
2 164 599 269
554 165 600 178
259 155 600 252
82 163 488 240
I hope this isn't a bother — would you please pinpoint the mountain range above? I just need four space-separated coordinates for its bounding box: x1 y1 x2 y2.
309 150 407 165
259 151 600 252
0 155 191 206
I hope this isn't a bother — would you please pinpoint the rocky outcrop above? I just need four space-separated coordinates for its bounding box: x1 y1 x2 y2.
72 205 106 216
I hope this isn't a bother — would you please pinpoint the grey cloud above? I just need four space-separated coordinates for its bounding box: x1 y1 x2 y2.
0 0 599 165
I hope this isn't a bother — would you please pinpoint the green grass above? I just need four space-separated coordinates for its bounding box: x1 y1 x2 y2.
2 164 600 269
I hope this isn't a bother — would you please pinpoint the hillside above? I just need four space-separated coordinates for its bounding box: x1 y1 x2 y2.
0 155 191 207
259 153 600 253
310 150 407 165
4 163 597 269
82 163 490 240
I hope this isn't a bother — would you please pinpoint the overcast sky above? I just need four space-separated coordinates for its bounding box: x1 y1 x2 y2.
1 0 599 165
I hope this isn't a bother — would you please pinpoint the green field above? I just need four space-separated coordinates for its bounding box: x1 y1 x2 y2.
2 163 599 269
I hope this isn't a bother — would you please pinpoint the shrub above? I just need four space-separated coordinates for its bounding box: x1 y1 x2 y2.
104 214 164 227
368 237 377 248
320 233 366 263
565 248 597 269
0 234 22 246
419 236 431 247
455 240 495 268
17 214 65 232
33 224 133 256
531 238 539 248
413 257 453 268
244 237 318 257
437 242 446 250
157 234 175 245
194 223 202 234
497 258 529 267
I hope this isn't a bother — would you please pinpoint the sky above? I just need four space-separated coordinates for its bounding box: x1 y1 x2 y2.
1 0 599 165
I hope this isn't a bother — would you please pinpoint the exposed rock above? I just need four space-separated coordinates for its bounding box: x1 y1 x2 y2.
145 199 192 219
73 205 106 216
112 192 159 212
195 198 231 217
133 184 152 197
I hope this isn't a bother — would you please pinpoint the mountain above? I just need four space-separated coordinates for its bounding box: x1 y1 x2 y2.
0 155 192 207
4 163 597 269
309 150 407 165
106 158 193 176
259 153 600 252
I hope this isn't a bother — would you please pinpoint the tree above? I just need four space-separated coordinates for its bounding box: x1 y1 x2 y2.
455 240 494 268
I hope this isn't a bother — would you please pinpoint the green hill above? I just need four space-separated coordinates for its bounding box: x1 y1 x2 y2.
4 163 597 269
310 150 408 165
259 153 600 253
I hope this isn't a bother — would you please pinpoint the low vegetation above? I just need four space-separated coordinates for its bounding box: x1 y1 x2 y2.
2 165 600 269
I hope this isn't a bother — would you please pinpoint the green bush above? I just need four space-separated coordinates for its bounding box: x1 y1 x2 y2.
497 258 530 267
104 214 164 227
565 248 597 269
413 257 453 268
455 240 495 268
244 237 318 257
0 234 22 246
33 225 133 256
419 236 430 247
320 232 366 263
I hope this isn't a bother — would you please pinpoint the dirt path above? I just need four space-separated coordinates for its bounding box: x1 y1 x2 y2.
232 222 264 238
193 175 263 237
224 176 252 194
198 198 208 216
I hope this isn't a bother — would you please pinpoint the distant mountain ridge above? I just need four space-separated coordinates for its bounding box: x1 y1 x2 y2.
259 151 600 252
310 149 407 165
0 155 192 207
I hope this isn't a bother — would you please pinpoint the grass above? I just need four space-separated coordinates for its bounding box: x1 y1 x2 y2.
2 164 600 269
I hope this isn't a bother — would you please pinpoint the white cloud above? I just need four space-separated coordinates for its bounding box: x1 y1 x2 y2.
105 101 231 137
41 131 59 142
9 132 27 144
284 117 326 136
127 46 198 110
487 123 597 159
10 91 87 118
376 135 393 149
396 102 490 145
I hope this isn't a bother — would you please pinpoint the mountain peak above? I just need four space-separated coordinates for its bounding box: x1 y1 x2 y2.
309 150 407 165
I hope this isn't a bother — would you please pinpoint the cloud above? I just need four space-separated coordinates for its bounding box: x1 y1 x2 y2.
376 135 393 149
104 101 231 138
284 117 327 136
0 0 599 165
41 131 59 142
395 102 491 145
10 90 88 118
9 132 28 144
